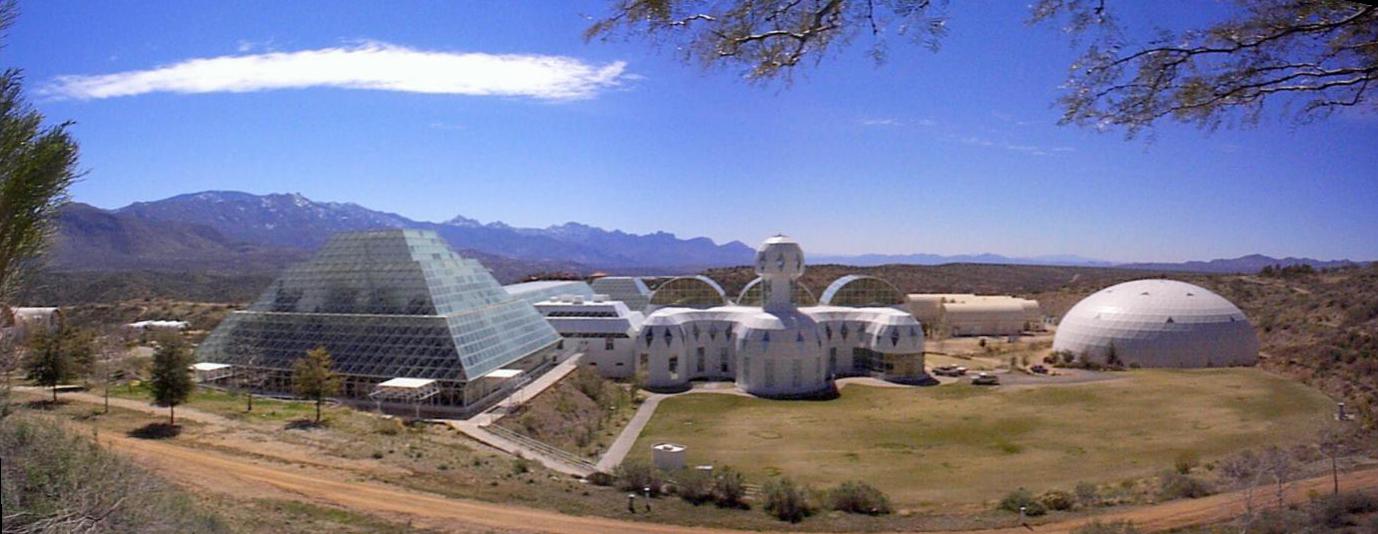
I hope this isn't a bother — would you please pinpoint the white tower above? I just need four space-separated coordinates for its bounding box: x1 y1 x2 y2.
756 235 805 312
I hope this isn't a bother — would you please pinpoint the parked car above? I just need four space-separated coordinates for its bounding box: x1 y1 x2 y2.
971 372 999 386
933 365 970 377
1030 364 1049 374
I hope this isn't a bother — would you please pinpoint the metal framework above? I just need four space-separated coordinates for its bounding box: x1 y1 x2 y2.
196 229 560 410
648 275 728 309
819 275 905 307
735 276 817 306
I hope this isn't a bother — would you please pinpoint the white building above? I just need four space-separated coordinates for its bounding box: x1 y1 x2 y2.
1052 279 1259 368
636 236 926 397
1 306 63 344
905 294 1042 336
126 320 190 331
533 295 645 378
504 280 596 305
590 276 652 313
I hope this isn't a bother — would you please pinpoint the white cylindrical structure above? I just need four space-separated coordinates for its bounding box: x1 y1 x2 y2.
1053 279 1259 368
652 443 686 471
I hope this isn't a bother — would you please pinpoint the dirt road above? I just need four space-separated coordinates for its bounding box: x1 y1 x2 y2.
98 428 1378 534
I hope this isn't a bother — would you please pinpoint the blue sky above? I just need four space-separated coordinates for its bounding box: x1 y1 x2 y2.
7 1 1377 262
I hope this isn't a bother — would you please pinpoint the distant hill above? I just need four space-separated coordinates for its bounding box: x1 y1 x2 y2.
51 201 589 282
108 191 754 269
52 202 307 272
1118 254 1363 274
811 252 1115 267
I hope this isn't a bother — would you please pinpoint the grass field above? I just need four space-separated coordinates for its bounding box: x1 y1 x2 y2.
630 368 1337 510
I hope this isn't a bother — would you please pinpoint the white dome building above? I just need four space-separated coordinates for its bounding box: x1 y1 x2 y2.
1053 279 1259 368
637 235 926 397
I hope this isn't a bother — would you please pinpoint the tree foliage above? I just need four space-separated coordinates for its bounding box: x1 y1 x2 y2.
590 0 1378 134
22 326 92 402
586 0 947 81
292 345 340 423
148 334 194 425
1032 0 1377 136
0 1 82 302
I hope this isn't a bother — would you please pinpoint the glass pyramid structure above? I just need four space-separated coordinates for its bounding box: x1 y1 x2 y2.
196 229 560 407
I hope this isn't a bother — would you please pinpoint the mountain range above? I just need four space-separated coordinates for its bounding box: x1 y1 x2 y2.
48 191 1367 279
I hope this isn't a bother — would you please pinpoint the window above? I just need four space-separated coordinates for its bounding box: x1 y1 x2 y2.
791 360 801 388
669 356 679 380
696 347 705 372
720 348 729 373
763 359 774 388
605 337 616 350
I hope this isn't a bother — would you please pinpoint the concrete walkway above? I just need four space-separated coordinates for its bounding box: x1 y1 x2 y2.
595 393 668 472
447 420 597 477
468 353 584 426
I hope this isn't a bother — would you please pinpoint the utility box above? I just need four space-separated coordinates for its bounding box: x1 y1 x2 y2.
651 443 686 471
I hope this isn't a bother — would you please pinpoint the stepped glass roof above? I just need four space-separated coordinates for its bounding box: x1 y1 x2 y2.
197 229 559 382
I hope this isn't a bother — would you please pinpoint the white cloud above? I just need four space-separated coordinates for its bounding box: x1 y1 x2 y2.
860 117 902 126
44 41 630 101
956 135 1071 157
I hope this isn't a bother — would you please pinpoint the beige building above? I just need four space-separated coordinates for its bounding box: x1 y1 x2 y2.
905 294 1042 337
0 305 64 344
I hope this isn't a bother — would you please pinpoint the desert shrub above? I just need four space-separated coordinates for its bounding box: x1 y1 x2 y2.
1173 450 1200 474
762 477 815 523
999 487 1036 512
1310 490 1378 528
825 481 892 515
510 457 531 475
0 414 229 533
614 460 662 495
1074 481 1100 506
713 466 748 508
673 468 714 505
1072 520 1140 534
1251 507 1312 534
1157 471 1212 500
1038 489 1075 511
586 471 614 487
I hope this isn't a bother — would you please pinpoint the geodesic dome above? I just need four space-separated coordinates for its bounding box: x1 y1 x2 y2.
1052 279 1258 368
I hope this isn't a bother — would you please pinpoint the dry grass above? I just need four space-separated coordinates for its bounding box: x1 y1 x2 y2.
630 368 1337 510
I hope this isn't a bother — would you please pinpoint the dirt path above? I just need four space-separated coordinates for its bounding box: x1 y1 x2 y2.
14 387 236 426
96 427 1378 534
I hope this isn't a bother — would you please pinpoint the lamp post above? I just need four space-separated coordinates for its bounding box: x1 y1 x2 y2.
1018 505 1027 525
644 486 652 512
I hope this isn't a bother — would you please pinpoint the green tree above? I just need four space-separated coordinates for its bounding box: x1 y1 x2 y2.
23 327 91 403
293 346 340 424
149 335 194 425
587 0 946 82
1033 0 1378 137
0 1 82 302
590 1 1378 134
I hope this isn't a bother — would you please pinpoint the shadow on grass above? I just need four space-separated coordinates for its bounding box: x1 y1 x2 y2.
284 418 325 430
22 399 71 410
127 423 182 440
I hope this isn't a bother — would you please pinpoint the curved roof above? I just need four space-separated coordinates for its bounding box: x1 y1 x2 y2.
735 277 817 306
1052 279 1258 368
819 275 904 307
648 275 728 309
